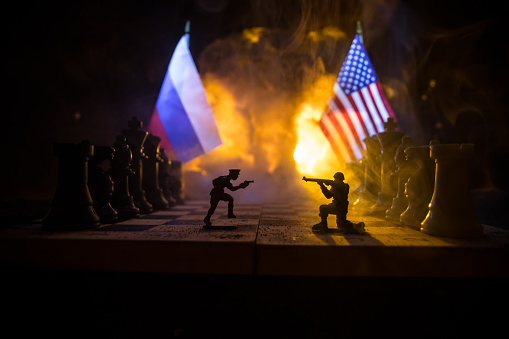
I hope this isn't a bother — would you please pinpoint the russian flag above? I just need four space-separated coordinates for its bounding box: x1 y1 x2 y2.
148 31 222 163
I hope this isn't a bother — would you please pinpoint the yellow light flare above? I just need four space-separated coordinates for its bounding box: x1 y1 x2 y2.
293 103 328 174
293 74 339 178
178 26 362 202
293 144 305 163
183 67 346 200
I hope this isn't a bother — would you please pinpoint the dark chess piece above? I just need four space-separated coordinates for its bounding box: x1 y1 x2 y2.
142 134 169 210
110 136 140 220
88 146 118 223
203 169 253 229
353 135 381 211
400 141 438 227
303 173 365 234
370 118 404 215
43 140 100 231
169 160 184 205
122 116 153 214
158 148 177 207
386 136 414 221
421 143 483 238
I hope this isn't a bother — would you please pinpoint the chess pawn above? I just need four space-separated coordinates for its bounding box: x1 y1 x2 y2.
159 148 177 207
110 136 140 220
370 118 404 215
122 116 153 214
43 140 100 231
386 136 414 221
400 142 437 227
88 146 118 223
142 134 169 210
169 160 184 204
353 135 381 211
421 143 483 238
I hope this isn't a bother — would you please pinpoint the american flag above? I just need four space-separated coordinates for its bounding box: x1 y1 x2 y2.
319 34 396 163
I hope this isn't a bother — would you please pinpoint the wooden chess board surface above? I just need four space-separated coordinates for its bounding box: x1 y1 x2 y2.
1 200 508 277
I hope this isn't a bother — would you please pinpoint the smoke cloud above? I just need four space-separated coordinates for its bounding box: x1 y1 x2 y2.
182 0 422 202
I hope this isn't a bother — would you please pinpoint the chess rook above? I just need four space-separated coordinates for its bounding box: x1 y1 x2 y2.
142 134 169 210
88 145 118 224
421 143 483 238
110 136 140 220
122 116 153 214
43 140 100 231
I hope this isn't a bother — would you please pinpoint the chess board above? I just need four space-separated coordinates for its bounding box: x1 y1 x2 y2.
1 200 508 277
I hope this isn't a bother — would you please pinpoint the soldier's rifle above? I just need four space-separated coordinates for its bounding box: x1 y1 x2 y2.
302 177 334 186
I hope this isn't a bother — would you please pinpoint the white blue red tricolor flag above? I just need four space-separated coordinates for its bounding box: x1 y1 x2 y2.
319 34 396 163
148 32 222 163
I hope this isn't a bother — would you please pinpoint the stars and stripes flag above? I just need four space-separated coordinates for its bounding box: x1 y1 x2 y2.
147 29 222 163
319 34 396 163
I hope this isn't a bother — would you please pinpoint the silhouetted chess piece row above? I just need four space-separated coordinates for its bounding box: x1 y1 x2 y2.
354 118 483 238
43 117 183 231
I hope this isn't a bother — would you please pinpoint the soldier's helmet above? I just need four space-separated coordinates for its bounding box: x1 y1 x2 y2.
229 169 241 177
333 172 345 181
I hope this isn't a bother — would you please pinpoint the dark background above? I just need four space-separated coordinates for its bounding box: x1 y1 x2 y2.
3 0 508 225
2 1 508 337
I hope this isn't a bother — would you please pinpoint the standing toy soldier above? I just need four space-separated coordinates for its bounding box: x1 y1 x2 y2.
303 172 365 234
204 169 253 227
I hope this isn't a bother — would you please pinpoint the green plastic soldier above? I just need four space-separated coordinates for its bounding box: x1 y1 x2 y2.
303 172 365 233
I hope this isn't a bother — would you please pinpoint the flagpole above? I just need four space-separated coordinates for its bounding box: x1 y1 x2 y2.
184 20 191 47
356 20 363 44
185 20 190 34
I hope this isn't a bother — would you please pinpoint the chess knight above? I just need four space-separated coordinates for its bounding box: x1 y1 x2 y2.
304 172 365 234
204 169 253 226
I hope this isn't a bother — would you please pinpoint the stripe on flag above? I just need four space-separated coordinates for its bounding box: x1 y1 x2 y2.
148 33 222 163
319 34 396 163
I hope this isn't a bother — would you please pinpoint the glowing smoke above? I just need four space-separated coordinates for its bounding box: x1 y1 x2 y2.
181 0 415 202
180 0 507 202
182 26 346 202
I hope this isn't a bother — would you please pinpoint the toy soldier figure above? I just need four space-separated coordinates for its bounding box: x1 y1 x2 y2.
204 169 252 227
303 172 365 233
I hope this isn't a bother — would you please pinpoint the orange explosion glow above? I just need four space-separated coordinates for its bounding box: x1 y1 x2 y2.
181 26 358 202
293 74 340 177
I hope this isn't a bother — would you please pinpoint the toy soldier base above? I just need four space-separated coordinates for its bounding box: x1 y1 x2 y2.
203 224 237 230
312 219 366 234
